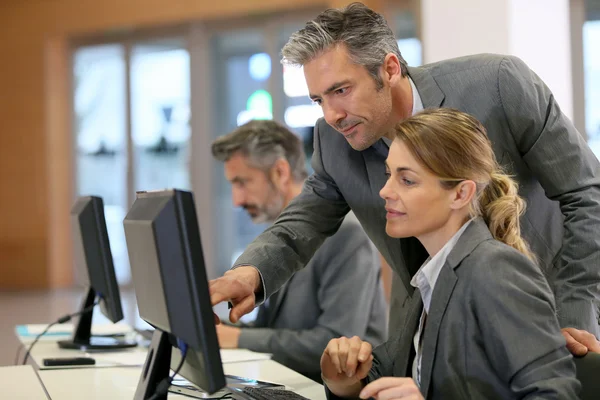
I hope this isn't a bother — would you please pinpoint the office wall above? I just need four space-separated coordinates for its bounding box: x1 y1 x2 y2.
0 0 334 289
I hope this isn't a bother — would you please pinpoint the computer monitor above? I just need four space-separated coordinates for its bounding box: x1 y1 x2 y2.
57 196 137 350
123 189 226 398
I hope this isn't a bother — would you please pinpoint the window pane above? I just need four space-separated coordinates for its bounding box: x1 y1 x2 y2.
397 38 422 67
282 63 322 174
212 31 271 274
73 44 130 285
394 10 422 67
130 40 191 193
279 21 324 173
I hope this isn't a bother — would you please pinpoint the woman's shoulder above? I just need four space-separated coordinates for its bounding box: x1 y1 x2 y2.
459 238 544 283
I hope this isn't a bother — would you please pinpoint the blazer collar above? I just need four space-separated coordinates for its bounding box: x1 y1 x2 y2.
418 218 492 397
392 290 424 378
407 66 445 109
446 217 493 270
418 264 457 398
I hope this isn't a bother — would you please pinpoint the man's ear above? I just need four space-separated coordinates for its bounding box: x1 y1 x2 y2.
382 53 402 86
269 158 291 191
449 180 477 210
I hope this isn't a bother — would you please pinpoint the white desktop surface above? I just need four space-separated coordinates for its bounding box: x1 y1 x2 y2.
23 340 149 369
39 360 325 399
18 328 271 369
0 365 49 399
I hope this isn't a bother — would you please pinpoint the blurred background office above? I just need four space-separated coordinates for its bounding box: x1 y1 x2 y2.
0 0 599 365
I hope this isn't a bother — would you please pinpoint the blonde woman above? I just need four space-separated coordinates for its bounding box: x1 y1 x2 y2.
321 109 580 399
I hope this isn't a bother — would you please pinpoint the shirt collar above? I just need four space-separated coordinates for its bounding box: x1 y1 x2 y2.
380 77 423 149
409 76 424 116
410 219 474 311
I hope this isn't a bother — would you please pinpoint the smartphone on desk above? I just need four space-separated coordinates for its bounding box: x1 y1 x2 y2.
43 357 96 367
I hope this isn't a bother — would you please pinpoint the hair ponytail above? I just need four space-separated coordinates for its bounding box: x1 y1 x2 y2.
478 171 536 263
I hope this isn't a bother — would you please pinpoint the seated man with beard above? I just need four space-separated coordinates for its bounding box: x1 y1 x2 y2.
211 120 387 382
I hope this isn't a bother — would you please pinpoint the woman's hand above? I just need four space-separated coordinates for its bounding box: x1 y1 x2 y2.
320 336 373 398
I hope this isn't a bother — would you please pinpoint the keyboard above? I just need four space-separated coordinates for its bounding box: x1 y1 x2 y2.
242 387 310 400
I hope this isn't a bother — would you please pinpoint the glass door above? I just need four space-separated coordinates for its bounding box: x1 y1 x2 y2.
73 44 129 285
72 36 191 286
130 39 191 193
211 29 272 274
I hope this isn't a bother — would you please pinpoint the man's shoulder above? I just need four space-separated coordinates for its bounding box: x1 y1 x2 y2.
414 53 525 83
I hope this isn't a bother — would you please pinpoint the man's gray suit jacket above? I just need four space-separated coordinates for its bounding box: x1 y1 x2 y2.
235 53 600 337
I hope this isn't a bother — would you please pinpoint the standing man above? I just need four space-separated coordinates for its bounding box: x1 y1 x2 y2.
211 119 387 382
210 2 600 353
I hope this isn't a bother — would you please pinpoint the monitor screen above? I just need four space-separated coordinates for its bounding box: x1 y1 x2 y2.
71 196 123 323
59 196 137 351
124 189 225 394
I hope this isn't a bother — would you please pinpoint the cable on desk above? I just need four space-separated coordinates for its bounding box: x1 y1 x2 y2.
21 299 101 365
149 341 188 400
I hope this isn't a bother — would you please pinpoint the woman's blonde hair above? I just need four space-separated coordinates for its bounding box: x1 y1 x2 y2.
394 108 536 262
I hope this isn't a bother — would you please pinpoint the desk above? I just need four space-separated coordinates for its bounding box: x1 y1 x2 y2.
17 325 271 369
0 365 49 399
39 360 325 399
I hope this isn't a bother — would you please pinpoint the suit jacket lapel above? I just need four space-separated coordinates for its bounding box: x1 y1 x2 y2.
418 265 457 398
407 66 445 109
419 218 493 398
392 290 424 377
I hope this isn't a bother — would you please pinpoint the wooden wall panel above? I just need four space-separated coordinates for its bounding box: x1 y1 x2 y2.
0 0 340 289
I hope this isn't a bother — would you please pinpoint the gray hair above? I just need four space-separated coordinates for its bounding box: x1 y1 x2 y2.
211 120 308 182
281 2 408 89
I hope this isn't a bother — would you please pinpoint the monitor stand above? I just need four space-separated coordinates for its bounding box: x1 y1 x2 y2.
135 330 175 400
57 287 138 351
135 331 255 400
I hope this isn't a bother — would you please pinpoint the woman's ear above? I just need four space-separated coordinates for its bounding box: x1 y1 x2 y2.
450 180 477 210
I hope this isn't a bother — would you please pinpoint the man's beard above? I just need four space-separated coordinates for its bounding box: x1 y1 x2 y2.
243 191 285 224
